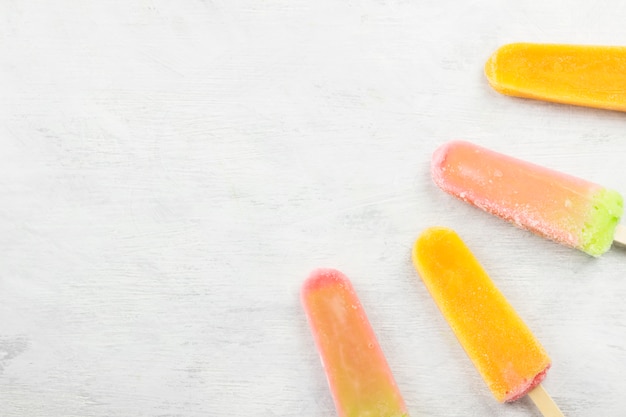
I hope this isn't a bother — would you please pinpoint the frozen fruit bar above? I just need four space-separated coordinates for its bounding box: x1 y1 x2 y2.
485 43 626 112
301 268 409 417
432 140 624 256
412 227 558 410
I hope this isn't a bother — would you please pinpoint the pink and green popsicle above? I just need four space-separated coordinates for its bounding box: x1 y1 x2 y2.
432 140 624 256
301 268 409 417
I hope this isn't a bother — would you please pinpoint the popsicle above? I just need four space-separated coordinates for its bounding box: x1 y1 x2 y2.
412 227 563 416
301 268 409 417
485 43 626 112
432 140 624 256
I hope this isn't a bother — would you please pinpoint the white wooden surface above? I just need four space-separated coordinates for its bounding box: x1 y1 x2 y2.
1 2 626 416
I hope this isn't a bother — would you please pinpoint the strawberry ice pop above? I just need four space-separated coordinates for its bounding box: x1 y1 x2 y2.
301 268 409 417
485 43 626 112
432 140 624 256
412 227 563 416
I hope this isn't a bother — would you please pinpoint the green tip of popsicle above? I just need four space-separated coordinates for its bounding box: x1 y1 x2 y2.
581 188 624 256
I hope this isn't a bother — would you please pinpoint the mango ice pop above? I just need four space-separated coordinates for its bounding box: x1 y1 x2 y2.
432 140 624 256
301 268 409 417
485 43 626 112
412 227 552 403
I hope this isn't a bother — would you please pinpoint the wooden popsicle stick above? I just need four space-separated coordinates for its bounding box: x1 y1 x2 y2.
527 384 564 417
613 224 626 247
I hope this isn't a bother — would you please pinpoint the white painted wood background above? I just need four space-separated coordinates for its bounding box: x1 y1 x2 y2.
1 1 626 416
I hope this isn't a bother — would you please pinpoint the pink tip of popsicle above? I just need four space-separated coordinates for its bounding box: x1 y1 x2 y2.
301 268 342 296
506 367 549 402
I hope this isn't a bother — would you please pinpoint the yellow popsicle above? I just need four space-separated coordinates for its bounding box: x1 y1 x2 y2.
412 227 551 403
485 43 626 112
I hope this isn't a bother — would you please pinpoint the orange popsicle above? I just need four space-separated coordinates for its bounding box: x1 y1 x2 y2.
412 228 562 415
432 140 624 256
485 43 626 112
301 268 409 417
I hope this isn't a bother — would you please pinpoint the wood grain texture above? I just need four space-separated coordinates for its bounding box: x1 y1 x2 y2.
528 385 565 417
1 1 626 416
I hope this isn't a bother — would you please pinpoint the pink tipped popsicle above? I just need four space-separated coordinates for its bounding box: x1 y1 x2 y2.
432 141 624 256
301 269 409 417
413 227 564 416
